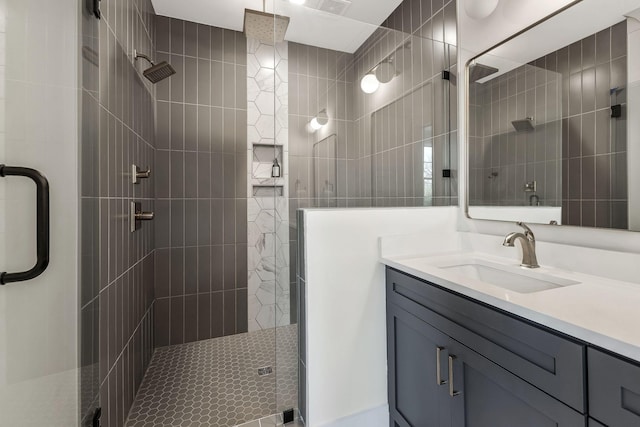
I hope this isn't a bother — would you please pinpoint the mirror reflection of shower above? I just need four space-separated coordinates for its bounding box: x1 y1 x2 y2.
312 134 338 206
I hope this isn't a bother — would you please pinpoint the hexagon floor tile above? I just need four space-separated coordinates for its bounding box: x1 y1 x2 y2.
126 325 298 427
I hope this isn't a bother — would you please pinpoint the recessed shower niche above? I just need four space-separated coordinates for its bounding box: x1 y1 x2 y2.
252 143 284 196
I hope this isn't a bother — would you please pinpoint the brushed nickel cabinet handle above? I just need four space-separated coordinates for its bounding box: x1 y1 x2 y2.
449 355 460 397
436 346 447 385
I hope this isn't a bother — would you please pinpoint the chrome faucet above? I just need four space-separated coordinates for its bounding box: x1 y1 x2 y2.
503 222 540 268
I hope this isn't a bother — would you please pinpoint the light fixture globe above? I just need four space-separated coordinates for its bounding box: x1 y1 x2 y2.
464 0 499 20
316 109 329 126
309 109 329 131
360 73 380 94
290 0 306 4
375 61 396 83
310 118 322 130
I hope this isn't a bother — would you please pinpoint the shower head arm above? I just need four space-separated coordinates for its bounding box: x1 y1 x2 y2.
134 50 155 66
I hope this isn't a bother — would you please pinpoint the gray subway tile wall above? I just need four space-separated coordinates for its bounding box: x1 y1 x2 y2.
356 0 459 208
287 0 458 322
468 63 563 207
154 17 248 347
80 0 157 426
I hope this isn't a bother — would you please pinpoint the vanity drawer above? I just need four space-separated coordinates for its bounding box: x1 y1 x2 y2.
588 348 640 427
386 267 586 413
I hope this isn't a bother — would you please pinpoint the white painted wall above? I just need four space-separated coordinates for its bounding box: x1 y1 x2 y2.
302 207 458 427
458 0 640 252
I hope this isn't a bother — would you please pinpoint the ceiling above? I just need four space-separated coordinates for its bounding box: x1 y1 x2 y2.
151 0 403 53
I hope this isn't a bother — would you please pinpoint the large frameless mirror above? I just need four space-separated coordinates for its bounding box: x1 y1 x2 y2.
466 0 640 231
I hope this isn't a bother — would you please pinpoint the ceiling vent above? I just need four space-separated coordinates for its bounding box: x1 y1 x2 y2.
305 0 352 16
319 0 351 15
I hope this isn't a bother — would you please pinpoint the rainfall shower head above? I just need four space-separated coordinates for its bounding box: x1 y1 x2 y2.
469 62 499 83
244 8 290 42
512 117 535 132
134 50 176 83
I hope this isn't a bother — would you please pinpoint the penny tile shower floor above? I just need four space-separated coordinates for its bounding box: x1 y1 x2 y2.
126 325 298 427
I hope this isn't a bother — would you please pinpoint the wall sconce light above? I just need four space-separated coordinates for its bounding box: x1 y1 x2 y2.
310 109 329 131
464 0 499 20
360 42 410 94
375 60 396 84
360 73 380 94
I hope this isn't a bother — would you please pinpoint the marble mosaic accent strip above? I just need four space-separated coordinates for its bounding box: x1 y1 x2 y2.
247 39 291 332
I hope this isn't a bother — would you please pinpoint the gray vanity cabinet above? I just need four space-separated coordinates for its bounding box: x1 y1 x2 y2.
386 267 587 427
387 304 452 426
588 348 640 426
387 302 583 426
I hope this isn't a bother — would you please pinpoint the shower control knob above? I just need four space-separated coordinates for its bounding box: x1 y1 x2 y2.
135 212 155 221
130 201 154 232
132 164 151 184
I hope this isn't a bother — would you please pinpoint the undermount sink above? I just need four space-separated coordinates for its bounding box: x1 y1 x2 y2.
439 260 581 294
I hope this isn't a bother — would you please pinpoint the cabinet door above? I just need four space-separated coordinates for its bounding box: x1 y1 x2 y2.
448 341 586 427
387 303 452 427
588 347 640 426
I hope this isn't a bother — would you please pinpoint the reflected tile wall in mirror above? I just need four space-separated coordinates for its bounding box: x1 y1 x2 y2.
469 20 628 229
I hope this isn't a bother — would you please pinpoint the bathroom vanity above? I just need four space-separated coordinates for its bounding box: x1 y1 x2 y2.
383 259 640 427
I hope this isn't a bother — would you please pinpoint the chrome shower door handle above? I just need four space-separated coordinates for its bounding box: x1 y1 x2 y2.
436 346 447 385
0 165 50 285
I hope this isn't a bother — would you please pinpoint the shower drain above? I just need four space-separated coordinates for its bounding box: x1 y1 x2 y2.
257 366 273 376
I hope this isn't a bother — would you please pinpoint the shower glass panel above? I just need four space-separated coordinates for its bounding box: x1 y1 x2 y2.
268 0 458 423
0 0 81 425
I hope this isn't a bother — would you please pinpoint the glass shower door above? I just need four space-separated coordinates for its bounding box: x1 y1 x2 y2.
0 0 81 425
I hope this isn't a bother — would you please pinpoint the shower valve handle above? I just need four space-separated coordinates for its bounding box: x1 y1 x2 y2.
132 164 151 184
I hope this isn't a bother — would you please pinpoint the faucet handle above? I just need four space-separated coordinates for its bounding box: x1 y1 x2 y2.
516 221 535 239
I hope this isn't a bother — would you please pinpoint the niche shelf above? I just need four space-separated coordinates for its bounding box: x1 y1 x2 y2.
251 143 285 197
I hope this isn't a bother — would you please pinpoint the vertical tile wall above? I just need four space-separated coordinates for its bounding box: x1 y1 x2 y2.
154 17 249 346
468 65 563 207
81 0 157 426
560 22 628 229
353 0 459 207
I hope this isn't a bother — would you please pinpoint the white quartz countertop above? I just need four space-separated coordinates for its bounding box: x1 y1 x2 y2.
381 251 640 363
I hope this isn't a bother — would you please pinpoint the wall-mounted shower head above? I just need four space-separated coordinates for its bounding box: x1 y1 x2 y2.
512 117 535 132
134 50 176 83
